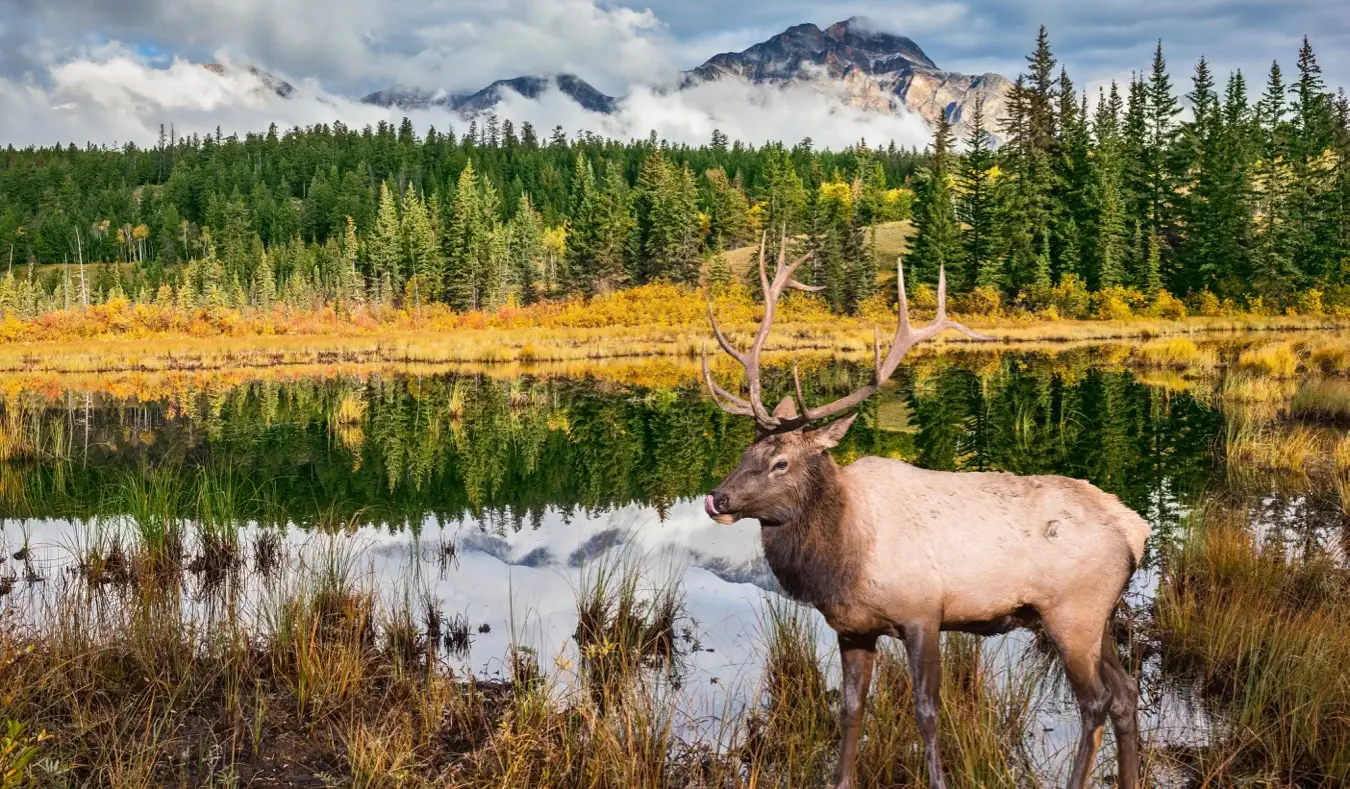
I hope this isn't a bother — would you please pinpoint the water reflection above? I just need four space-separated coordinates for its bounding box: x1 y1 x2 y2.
0 353 1234 782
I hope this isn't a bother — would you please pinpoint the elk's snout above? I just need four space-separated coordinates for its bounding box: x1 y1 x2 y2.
705 491 738 525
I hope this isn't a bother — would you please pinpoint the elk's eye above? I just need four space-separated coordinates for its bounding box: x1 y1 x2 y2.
772 459 788 472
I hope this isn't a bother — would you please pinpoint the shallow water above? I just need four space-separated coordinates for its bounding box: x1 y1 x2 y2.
0 350 1335 783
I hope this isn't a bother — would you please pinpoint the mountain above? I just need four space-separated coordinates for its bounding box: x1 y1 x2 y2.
682 17 1011 133
361 73 615 115
201 63 295 99
360 18 1008 135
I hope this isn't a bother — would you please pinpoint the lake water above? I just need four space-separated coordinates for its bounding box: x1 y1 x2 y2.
1 348 1338 783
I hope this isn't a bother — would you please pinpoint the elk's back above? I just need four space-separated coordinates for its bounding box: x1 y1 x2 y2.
841 457 1148 627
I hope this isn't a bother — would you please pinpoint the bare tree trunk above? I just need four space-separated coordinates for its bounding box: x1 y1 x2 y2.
75 226 88 306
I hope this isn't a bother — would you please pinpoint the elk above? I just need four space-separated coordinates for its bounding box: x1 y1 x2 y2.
702 234 1147 789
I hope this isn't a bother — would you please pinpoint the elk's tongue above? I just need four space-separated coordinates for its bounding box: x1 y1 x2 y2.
703 494 718 518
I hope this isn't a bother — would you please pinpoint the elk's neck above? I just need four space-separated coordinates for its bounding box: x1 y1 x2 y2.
759 454 863 608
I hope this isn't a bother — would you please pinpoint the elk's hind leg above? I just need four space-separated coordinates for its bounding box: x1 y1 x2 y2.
1040 609 1111 789
1099 627 1140 789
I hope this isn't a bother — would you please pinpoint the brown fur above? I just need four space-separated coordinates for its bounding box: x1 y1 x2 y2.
703 256 1143 789
708 417 1146 789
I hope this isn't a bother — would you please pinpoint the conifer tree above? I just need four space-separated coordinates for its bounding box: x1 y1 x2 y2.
1253 61 1298 296
369 182 402 303
507 194 544 303
595 161 632 290
1288 37 1337 281
1145 41 1182 286
401 185 441 303
908 113 961 290
253 249 276 309
957 98 1001 291
1090 83 1129 289
563 153 601 294
444 163 489 309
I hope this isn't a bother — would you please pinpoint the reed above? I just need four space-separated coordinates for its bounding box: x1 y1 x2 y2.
1155 499 1350 784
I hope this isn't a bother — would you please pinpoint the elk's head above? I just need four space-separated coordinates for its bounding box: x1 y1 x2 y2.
702 231 988 527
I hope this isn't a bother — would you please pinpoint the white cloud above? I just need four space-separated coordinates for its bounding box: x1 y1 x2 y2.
0 47 935 151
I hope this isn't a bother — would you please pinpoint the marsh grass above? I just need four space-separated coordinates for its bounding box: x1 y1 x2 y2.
1290 378 1350 424
573 554 685 711
1236 342 1302 378
1155 499 1350 784
1135 337 1217 370
2 514 1074 789
741 598 1048 788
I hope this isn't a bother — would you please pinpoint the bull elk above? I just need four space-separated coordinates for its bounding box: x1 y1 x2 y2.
702 234 1147 789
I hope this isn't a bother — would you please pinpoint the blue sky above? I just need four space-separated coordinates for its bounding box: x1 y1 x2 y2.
0 0 1346 149
3 0 1347 97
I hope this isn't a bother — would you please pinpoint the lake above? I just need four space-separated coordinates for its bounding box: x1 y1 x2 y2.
1 345 1345 786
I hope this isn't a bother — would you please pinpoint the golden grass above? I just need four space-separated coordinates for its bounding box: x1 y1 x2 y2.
1236 342 1301 378
1156 500 1350 784
1135 337 1218 369
1290 378 1350 423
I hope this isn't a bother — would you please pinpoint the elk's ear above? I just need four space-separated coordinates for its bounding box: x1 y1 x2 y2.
772 396 799 420
805 413 857 449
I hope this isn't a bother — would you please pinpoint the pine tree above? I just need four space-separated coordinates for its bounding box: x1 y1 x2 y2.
1253 61 1298 297
759 146 807 263
908 113 961 290
369 182 402 303
401 185 441 303
508 194 544 303
253 248 276 309
1288 37 1338 282
706 247 731 294
812 176 853 311
444 163 489 309
595 161 632 291
957 98 1001 290
1145 41 1182 287
1121 75 1151 287
483 226 511 309
1090 83 1129 289
338 215 363 307
564 153 602 294
1176 57 1222 293
1053 69 1091 281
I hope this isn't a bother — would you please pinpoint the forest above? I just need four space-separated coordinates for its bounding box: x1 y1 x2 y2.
1 30 1348 322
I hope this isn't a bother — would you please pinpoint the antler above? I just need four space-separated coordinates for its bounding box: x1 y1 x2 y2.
703 228 822 428
788 258 990 425
704 246 991 434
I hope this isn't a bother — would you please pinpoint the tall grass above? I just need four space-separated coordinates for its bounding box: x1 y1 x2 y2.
1236 342 1301 378
1290 378 1350 424
1155 499 1350 784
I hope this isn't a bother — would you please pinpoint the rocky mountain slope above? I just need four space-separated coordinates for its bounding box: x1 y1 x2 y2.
360 17 1010 136
679 18 1010 133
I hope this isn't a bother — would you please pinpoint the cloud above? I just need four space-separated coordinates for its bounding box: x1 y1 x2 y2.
2 0 1347 153
0 46 935 151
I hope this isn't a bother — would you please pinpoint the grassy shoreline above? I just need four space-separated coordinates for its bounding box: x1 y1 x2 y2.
6 313 1346 376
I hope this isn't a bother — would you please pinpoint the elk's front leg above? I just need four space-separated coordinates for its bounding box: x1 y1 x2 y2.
904 622 947 789
834 632 877 789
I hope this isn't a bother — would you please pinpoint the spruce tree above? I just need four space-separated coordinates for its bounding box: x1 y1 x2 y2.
368 182 402 303
595 161 632 290
1288 37 1337 282
444 163 488 310
1145 41 1182 287
508 194 544 303
957 98 1001 290
908 113 961 290
1090 83 1129 289
563 153 602 294
1253 61 1298 297
401 185 441 303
